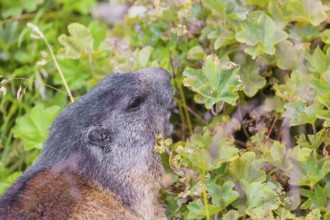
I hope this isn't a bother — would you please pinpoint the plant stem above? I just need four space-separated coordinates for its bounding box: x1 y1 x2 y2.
202 170 210 220
178 84 193 136
174 97 206 123
44 38 74 103
27 23 74 103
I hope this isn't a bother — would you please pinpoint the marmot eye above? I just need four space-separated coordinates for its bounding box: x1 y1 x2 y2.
128 97 143 109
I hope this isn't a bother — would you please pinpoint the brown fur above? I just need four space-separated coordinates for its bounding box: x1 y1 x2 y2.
0 168 141 220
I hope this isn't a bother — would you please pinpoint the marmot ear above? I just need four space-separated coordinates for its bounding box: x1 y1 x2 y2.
87 127 111 146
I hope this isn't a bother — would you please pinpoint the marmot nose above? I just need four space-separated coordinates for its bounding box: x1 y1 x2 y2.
136 67 171 81
136 67 173 105
136 67 172 89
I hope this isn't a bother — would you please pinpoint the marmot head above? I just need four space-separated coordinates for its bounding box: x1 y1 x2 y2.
34 68 173 189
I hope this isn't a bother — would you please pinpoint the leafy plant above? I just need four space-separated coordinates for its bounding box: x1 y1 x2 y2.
1 0 330 219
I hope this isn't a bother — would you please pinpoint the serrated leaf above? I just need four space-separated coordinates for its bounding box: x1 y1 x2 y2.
238 59 266 97
58 23 94 59
305 209 321 220
228 152 266 183
12 104 61 151
316 109 330 124
183 54 241 110
241 180 279 215
301 183 330 209
288 24 321 42
203 0 226 17
284 0 329 26
203 0 248 20
180 128 239 171
222 210 240 220
283 101 306 126
275 40 307 70
262 141 287 170
186 199 221 220
321 29 330 44
312 77 330 96
299 102 323 124
275 70 315 103
211 27 235 50
284 100 321 126
289 146 313 162
207 181 239 210
276 208 296 219
290 151 330 186
235 13 288 58
306 47 330 74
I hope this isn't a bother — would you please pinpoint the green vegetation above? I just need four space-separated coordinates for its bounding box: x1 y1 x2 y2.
1 0 330 219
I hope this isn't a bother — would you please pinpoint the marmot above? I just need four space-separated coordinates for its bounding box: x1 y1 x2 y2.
0 68 173 220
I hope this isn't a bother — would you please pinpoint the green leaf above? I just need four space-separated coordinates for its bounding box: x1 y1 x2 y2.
325 211 330 220
203 0 249 20
246 0 268 7
283 101 305 126
238 59 266 97
276 208 296 219
179 128 239 171
228 152 266 183
137 46 153 68
187 45 205 60
284 0 329 26
305 209 321 220
299 102 323 125
275 40 306 70
316 109 330 125
283 101 321 126
318 92 330 109
289 146 313 162
321 29 330 44
275 70 315 103
306 47 330 74
262 141 287 170
235 13 288 58
241 180 279 216
207 181 239 210
186 199 221 220
54 59 91 91
12 104 61 151
203 0 226 17
209 27 235 50
301 183 330 209
289 151 330 186
183 54 241 110
58 23 94 59
1 0 44 18
88 21 107 50
57 0 96 14
0 171 22 195
288 24 321 42
222 210 240 220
